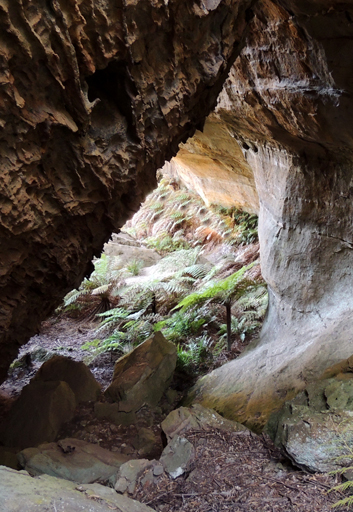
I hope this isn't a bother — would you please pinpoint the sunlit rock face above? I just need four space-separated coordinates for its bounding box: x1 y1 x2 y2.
0 0 252 382
188 0 353 430
165 116 259 213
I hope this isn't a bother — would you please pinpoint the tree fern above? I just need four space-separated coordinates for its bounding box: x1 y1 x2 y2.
175 263 256 312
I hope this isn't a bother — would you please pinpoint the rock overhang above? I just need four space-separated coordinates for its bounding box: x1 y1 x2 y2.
1 0 353 430
0 0 253 382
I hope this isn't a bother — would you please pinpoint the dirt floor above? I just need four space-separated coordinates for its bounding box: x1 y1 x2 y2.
0 317 350 511
133 428 347 512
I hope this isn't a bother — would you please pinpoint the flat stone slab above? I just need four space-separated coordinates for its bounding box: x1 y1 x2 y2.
18 438 130 483
0 466 156 512
162 404 248 442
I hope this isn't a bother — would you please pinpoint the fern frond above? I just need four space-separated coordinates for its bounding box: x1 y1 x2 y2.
331 496 353 508
63 289 86 307
329 480 353 493
178 264 210 280
91 284 110 296
175 263 256 312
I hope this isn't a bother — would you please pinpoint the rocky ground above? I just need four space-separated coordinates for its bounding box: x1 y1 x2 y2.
132 429 344 512
0 316 349 512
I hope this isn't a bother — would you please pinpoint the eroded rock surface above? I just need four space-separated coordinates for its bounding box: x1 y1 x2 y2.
265 377 353 473
0 466 156 512
0 0 252 382
18 438 130 483
187 0 353 430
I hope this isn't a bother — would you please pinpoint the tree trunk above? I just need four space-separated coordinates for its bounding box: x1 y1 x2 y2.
226 300 232 351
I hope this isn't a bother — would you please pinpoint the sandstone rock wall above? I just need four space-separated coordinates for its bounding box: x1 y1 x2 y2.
188 0 353 430
0 0 252 382
164 116 259 213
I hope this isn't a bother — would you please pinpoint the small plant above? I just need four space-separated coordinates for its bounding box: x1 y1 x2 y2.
127 259 144 276
176 335 213 376
155 309 211 343
144 234 190 253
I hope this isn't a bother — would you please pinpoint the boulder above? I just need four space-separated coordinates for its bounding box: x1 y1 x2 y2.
160 436 195 480
105 332 177 411
0 466 156 512
132 427 158 457
266 377 353 472
33 355 101 404
114 459 158 494
18 438 130 484
162 404 248 442
103 235 161 268
0 381 76 449
0 448 20 470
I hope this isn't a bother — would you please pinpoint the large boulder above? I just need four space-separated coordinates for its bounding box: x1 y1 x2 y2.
103 233 161 268
104 332 177 412
0 466 156 512
0 380 76 449
265 376 353 473
18 438 130 484
33 355 101 404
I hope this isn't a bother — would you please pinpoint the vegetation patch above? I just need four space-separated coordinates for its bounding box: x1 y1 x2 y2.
59 173 267 381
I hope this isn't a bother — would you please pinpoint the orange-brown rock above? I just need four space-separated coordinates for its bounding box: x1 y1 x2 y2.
165 116 259 213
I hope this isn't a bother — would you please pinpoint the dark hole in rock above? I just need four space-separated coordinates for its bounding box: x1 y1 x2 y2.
86 61 139 142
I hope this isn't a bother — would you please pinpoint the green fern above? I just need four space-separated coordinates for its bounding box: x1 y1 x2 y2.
176 335 212 375
175 263 256 312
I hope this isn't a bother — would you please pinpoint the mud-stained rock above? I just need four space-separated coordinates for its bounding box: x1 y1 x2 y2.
105 332 177 410
265 377 353 472
0 466 156 512
33 355 101 404
18 438 130 484
0 0 252 384
162 404 248 442
0 381 76 449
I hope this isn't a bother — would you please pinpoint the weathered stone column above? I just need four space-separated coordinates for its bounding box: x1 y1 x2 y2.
188 0 353 430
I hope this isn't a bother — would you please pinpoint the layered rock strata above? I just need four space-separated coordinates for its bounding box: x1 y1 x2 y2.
0 0 252 381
